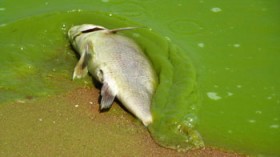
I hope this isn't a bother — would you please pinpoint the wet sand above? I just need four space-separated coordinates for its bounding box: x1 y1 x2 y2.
0 87 246 157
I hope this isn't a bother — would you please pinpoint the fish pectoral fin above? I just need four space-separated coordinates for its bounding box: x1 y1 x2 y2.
100 81 117 110
73 59 88 80
73 43 92 80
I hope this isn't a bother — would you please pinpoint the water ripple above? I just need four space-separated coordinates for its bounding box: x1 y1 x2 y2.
168 19 204 35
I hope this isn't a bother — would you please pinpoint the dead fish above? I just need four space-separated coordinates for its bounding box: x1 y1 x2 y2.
68 24 157 126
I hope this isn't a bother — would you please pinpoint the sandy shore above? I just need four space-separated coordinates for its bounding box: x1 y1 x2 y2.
0 87 246 157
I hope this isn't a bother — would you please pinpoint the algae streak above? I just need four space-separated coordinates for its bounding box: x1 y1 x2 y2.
128 29 204 150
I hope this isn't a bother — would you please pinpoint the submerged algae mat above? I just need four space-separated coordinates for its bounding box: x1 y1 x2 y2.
0 11 203 151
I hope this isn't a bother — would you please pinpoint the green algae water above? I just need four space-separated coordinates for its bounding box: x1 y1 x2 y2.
0 14 81 102
0 11 204 150
1 0 280 156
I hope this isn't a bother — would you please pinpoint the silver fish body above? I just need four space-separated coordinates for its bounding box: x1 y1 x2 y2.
68 24 157 126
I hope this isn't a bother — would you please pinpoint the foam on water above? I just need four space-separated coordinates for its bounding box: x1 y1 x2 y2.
207 92 222 100
211 7 222 13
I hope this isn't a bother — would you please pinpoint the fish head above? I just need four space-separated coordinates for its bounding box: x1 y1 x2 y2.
68 24 107 50
69 24 107 80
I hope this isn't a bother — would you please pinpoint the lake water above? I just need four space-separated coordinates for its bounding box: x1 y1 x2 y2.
0 0 279 156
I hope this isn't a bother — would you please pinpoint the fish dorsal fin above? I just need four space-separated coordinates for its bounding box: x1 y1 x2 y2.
109 27 145 34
